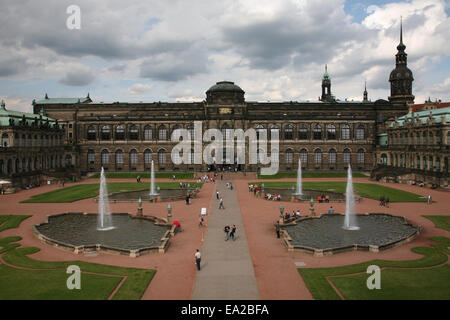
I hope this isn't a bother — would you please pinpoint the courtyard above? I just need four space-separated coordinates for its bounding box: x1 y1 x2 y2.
0 173 448 300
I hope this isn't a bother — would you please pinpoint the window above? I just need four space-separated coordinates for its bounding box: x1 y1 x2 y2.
221 124 232 140
158 149 166 164
300 149 308 164
429 132 434 145
187 125 195 139
357 149 365 164
144 125 152 140
87 126 96 140
255 125 266 140
158 126 167 140
423 156 427 170
314 149 322 164
257 149 265 163
356 125 365 140
130 149 138 165
284 125 294 140
416 133 420 145
101 126 111 140
417 155 420 169
87 150 95 164
341 124 350 140
144 149 152 165
423 132 427 145
65 155 72 167
436 157 441 172
22 135 26 147
14 133 19 146
328 149 336 164
436 132 441 144
343 149 351 164
270 125 279 140
27 134 32 147
327 125 336 140
285 149 294 164
129 125 139 140
298 124 308 140
101 150 110 165
115 150 124 165
313 125 322 140
1 133 8 147
115 125 125 140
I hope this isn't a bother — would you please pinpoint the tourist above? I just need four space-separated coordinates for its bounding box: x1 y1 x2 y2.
230 225 237 241
224 225 230 241
427 195 432 204
198 216 204 228
386 197 390 208
325 194 329 203
317 195 322 203
230 183 233 190
249 184 253 192
296 210 300 217
172 175 176 180
186 194 190 205
276 222 280 238
328 206 335 214
195 249 201 270
219 198 225 209
216 191 219 200
380 195 385 206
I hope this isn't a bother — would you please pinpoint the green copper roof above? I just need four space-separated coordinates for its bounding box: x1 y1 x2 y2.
34 96 91 105
323 65 330 79
390 106 450 128
206 81 244 93
0 100 58 127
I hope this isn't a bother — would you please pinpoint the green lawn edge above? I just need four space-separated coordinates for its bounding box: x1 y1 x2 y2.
258 172 368 179
0 215 32 232
88 172 195 179
422 215 450 231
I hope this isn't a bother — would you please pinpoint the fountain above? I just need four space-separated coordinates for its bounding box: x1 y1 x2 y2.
97 167 114 231
149 160 159 197
343 165 359 230
293 158 303 197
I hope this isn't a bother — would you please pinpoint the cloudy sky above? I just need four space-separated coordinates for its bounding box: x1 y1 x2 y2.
0 0 449 112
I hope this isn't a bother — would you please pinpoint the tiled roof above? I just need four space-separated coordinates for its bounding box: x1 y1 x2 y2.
390 106 450 128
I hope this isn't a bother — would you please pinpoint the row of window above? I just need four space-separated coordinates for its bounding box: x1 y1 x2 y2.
389 131 449 145
1 133 63 148
389 154 448 172
87 148 366 166
85 124 367 141
0 155 63 176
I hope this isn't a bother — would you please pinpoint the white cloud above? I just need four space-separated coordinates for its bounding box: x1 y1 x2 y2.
127 83 154 95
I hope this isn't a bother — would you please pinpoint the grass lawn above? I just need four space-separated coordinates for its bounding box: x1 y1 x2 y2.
0 219 156 300
88 172 195 179
423 216 450 231
250 181 426 202
298 242 449 300
0 215 31 232
22 182 202 203
258 172 368 179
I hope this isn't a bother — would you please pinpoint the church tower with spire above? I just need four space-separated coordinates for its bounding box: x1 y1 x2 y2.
321 65 333 102
363 81 369 102
388 18 414 108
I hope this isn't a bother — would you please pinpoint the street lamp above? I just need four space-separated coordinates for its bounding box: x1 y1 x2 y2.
167 204 172 221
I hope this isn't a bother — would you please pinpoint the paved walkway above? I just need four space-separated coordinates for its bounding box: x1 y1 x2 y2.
191 179 260 300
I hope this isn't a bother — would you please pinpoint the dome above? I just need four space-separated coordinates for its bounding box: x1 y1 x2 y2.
206 81 244 94
389 67 414 81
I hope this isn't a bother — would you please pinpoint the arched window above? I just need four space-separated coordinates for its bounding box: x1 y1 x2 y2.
158 126 167 140
300 149 308 164
65 154 72 167
158 149 166 164
417 155 421 169
115 150 124 165
22 134 26 147
221 123 232 140
436 157 441 172
381 154 387 165
285 149 294 164
144 125 152 140
313 124 322 140
34 135 38 147
7 159 12 175
270 125 280 140
423 132 427 145
343 148 351 164
101 150 109 165
115 125 125 140
101 125 111 140
436 132 441 144
429 156 434 171
284 125 294 140
87 150 95 164
416 132 420 145
356 125 365 140
314 149 322 164
144 149 152 165
129 125 139 140
1 133 8 147
429 132 434 145
341 124 350 140
328 149 337 164
129 149 138 165
357 149 365 164
27 134 32 147
298 124 308 140
423 156 427 170
14 133 19 146
87 125 96 140
255 125 265 140
327 124 336 140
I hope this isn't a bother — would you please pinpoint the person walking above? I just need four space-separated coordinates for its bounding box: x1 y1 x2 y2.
224 225 230 241
275 222 280 238
230 225 236 241
219 198 225 209
216 191 219 200
195 249 201 271
199 216 204 228
385 197 390 208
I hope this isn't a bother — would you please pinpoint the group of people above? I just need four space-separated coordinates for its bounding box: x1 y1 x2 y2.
224 224 237 241
265 193 281 201
317 194 330 203
225 182 233 190
284 210 301 220
198 174 216 184
379 195 390 207
249 184 263 197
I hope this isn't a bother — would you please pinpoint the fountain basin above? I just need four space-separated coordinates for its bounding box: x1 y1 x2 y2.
104 188 199 203
281 213 420 256
263 187 349 202
33 213 175 257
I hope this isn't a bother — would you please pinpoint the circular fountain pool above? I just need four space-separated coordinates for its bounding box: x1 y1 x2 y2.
33 213 173 257
282 213 420 255
108 188 193 202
